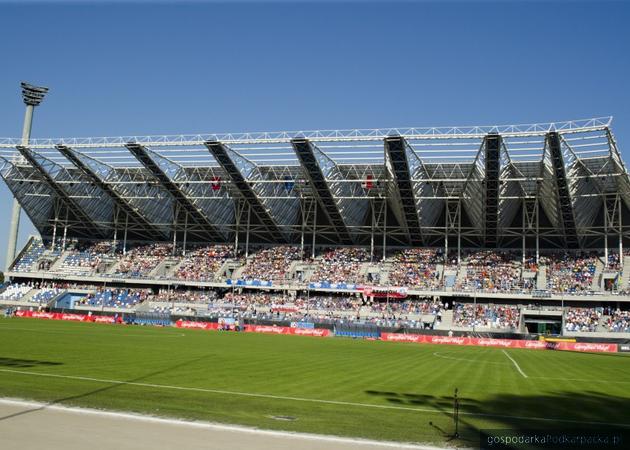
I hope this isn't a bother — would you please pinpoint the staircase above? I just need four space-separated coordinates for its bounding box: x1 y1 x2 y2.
19 288 38 303
379 262 392 285
455 263 468 288
358 263 371 279
231 259 250 280
592 259 604 291
596 316 610 333
434 309 453 330
50 251 69 271
620 256 630 290
435 263 444 284
150 258 180 279
537 266 547 290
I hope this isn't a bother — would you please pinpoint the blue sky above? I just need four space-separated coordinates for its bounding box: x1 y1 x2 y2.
0 1 628 262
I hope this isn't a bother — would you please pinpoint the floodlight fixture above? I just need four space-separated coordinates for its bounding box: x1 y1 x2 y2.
21 82 49 107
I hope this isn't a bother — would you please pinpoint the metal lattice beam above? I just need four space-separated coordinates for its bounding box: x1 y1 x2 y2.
205 140 286 241
384 136 423 246
0 117 612 149
15 146 108 238
546 132 579 248
0 157 54 236
291 138 353 245
56 145 167 239
484 134 502 247
125 143 224 242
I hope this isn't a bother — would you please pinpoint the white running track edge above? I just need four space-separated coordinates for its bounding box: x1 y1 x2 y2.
502 350 528 378
0 398 441 450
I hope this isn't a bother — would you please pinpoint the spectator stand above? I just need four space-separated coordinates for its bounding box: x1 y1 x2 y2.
10 237 45 273
237 246 304 286
309 247 372 288
451 301 521 332
170 245 234 283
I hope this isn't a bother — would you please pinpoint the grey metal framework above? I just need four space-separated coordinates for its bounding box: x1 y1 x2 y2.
55 145 166 242
384 136 424 246
0 117 628 257
126 143 225 244
15 146 110 241
484 134 502 247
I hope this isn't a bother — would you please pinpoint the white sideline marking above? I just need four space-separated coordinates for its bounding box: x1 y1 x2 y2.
432 352 507 365
502 350 528 378
0 398 437 450
432 352 630 385
1 367 629 427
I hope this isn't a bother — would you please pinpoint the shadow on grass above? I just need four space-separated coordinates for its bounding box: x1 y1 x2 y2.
0 357 62 368
0 354 211 422
366 389 630 448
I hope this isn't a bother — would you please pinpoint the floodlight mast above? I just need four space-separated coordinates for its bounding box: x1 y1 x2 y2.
5 82 49 271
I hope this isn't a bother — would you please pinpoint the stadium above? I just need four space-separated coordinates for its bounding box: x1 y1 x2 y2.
1 83 630 449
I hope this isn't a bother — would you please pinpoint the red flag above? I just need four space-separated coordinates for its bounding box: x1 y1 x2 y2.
212 176 221 191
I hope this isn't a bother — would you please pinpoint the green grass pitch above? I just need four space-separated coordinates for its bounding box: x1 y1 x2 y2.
0 317 628 446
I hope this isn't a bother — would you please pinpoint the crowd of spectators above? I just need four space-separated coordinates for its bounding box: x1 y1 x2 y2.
208 291 446 329
452 302 520 329
150 304 201 315
76 287 150 309
14 238 630 300
388 249 442 289
240 246 303 283
222 291 291 309
293 294 362 312
113 244 173 278
311 247 370 284
144 289 219 315
606 309 630 333
544 252 598 293
174 245 234 282
149 289 219 304
364 299 445 316
564 307 601 332
456 251 523 292
606 253 621 271
522 255 539 272
55 241 117 276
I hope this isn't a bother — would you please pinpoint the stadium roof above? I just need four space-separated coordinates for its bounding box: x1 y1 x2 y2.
1 116 628 248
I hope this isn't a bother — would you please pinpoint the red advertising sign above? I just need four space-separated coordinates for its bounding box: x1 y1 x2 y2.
175 320 219 330
380 333 617 353
14 310 120 323
290 327 330 337
244 324 330 337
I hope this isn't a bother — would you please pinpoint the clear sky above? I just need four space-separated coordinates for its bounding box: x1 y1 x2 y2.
0 0 628 262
